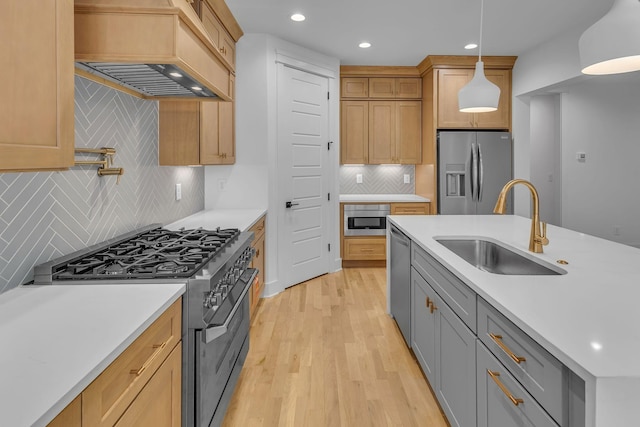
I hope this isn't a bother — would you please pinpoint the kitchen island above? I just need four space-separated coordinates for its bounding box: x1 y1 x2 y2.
388 214 640 427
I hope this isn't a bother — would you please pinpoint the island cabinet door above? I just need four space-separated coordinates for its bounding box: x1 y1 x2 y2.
435 295 477 427
411 267 437 386
477 341 558 427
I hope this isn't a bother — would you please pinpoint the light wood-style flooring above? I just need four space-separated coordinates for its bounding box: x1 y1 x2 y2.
222 268 449 427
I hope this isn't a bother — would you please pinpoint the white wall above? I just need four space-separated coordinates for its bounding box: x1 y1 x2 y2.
560 74 640 246
512 21 640 247
529 95 562 226
205 34 341 297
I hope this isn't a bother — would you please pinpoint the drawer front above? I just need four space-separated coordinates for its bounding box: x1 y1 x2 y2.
477 341 559 427
82 299 182 427
411 243 476 332
248 215 265 240
343 237 386 260
390 202 430 215
477 297 567 425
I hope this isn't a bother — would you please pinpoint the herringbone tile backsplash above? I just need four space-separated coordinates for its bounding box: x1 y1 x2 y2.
0 76 204 294
340 165 415 194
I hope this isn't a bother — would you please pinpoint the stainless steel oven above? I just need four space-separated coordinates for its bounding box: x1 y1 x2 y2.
343 204 390 236
29 225 258 427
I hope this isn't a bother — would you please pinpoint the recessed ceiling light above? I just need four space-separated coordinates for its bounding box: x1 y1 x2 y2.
359 42 372 49
191 86 203 91
291 13 305 22
169 72 183 78
465 43 478 50
591 341 603 351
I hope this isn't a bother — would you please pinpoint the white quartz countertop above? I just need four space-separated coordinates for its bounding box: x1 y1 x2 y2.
340 194 430 203
0 283 185 427
388 214 640 427
166 208 267 232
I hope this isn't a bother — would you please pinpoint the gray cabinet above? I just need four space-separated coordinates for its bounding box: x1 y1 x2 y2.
477 341 558 427
411 258 476 427
436 292 477 427
411 267 437 385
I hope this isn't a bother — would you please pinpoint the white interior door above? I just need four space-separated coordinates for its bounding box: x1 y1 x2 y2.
277 65 330 288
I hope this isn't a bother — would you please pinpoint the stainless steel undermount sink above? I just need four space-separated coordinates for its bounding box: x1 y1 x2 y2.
436 237 566 276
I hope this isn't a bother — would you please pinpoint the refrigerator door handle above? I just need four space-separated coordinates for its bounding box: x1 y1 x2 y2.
470 142 478 202
477 143 484 202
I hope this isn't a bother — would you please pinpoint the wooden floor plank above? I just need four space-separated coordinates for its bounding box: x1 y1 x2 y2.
222 268 448 427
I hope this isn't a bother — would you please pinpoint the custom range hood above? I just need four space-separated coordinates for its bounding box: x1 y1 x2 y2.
74 0 232 100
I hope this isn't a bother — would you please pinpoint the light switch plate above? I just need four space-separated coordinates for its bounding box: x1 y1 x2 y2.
404 174 410 184
175 183 182 201
356 173 363 184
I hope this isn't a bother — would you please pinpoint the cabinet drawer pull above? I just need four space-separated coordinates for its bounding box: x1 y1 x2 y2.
489 333 526 364
256 248 260 257
487 370 524 406
426 296 430 307
429 300 437 314
130 341 167 376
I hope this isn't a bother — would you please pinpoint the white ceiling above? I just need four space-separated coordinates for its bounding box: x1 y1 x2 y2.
225 0 613 66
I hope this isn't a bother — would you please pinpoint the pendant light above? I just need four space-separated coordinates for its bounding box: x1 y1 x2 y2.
458 0 500 113
579 0 640 75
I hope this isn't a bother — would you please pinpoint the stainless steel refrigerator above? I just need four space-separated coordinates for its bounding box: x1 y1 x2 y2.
438 131 513 214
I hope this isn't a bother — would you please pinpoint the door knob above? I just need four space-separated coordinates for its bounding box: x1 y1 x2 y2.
285 201 299 208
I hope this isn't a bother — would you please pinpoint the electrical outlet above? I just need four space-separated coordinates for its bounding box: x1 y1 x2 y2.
356 174 363 184
218 179 227 191
404 174 410 184
614 226 621 236
175 183 182 201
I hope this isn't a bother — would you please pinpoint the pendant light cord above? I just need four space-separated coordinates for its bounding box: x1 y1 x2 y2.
479 0 484 61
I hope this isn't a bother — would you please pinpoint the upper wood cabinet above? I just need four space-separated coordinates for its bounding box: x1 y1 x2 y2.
159 100 235 166
437 68 511 129
0 0 75 172
160 74 235 166
369 101 422 164
341 78 369 98
201 2 236 70
340 68 423 165
342 100 421 164
342 77 422 99
340 101 369 164
369 78 422 99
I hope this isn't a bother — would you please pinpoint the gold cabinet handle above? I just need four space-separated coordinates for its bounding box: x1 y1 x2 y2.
489 333 526 364
425 296 437 313
130 341 168 376
256 248 260 257
487 370 524 406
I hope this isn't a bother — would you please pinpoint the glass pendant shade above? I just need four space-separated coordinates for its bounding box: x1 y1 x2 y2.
458 61 501 113
579 0 640 75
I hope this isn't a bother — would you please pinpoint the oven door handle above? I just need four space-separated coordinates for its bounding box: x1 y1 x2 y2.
204 268 258 343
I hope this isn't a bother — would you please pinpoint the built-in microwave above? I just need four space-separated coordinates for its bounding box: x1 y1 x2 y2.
343 204 390 236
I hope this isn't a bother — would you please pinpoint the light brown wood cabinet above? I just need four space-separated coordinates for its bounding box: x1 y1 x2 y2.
159 0 240 166
159 77 235 166
343 237 386 261
249 215 266 317
46 299 182 427
341 78 369 98
342 100 421 164
341 77 421 99
201 1 236 70
390 202 430 215
0 0 75 172
437 68 511 129
369 78 422 99
340 101 369 164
